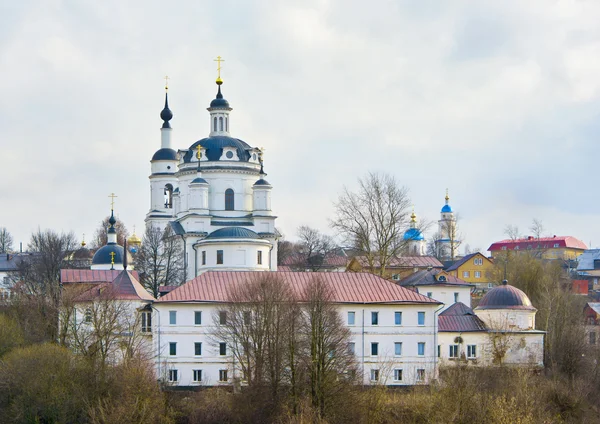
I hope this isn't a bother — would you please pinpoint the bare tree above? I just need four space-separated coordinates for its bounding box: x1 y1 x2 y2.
134 225 184 298
11 229 78 341
504 224 521 241
0 227 13 254
276 232 296 267
331 172 416 277
295 226 336 271
91 216 129 249
301 277 357 418
529 218 545 240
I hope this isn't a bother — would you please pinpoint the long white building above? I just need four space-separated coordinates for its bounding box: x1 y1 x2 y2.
153 271 442 387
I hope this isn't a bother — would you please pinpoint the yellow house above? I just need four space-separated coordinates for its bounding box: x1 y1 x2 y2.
487 236 587 261
445 252 495 292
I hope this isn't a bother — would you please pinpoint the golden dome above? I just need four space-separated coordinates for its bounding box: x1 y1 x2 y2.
128 233 142 245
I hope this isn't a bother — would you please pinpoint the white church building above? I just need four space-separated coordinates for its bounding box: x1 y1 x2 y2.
146 75 277 280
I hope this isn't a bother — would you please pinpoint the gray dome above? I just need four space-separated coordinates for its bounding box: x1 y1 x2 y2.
184 136 252 163
205 227 260 240
477 282 535 310
152 148 177 161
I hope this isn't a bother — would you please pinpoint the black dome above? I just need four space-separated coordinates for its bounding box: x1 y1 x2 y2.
152 148 177 161
184 136 252 162
253 178 271 186
477 282 535 310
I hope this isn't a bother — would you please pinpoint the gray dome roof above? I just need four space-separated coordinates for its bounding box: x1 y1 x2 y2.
477 281 535 310
152 148 177 161
253 178 271 186
205 227 260 240
209 85 230 109
184 136 252 162
191 177 208 184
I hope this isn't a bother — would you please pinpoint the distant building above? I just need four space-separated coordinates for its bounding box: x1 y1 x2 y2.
403 211 426 256
583 303 600 346
347 256 443 281
487 236 587 260
576 249 600 291
438 282 544 367
434 191 460 261
445 252 495 293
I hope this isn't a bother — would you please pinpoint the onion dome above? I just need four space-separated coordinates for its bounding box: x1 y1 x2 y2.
477 280 536 310
209 81 231 109
441 189 452 213
108 210 116 227
161 91 173 128
92 245 131 266
205 227 260 240
404 228 424 241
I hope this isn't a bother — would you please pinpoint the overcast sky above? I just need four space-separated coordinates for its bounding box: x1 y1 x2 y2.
2 0 600 253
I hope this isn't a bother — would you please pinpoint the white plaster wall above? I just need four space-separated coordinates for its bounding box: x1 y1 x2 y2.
415 285 472 311
193 241 272 275
153 302 441 387
475 309 536 331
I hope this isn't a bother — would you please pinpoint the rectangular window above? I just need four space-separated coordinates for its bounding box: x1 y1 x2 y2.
219 311 227 325
195 311 202 325
169 310 177 325
427 292 432 298
416 369 425 382
395 311 402 325
474 271 481 278
462 271 470 278
202 250 206 265
243 311 251 325
371 312 379 326
418 342 425 356
195 342 202 356
392 274 400 281
257 250 262 265
418 311 425 326
467 344 477 358
394 369 403 381
169 342 177 356
84 308 92 323
454 292 459 303
219 369 228 382
590 332 596 345
348 311 355 325
193 369 202 382
370 369 379 382
348 342 355 354
394 342 402 356
219 342 227 356
371 342 379 356
217 250 224 264
168 369 178 382
437 344 441 358
141 311 152 332
449 344 458 358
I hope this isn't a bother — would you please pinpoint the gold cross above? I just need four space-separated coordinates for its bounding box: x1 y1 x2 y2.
196 145 202 160
214 56 225 79
164 75 170 90
108 193 118 209
109 251 115 265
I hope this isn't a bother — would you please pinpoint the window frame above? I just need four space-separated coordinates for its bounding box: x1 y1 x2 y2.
394 342 402 356
169 342 177 356
141 311 152 332
418 342 425 356
225 188 235 211
394 311 402 325
193 369 203 382
219 311 227 325
370 369 379 382
467 344 477 358
168 369 178 382
201 250 206 265
449 344 459 358
169 310 177 325
219 369 228 382
257 250 262 265
194 311 202 325
454 292 459 303
348 311 356 326
394 369 403 381
474 271 481 278
416 369 425 382
371 311 379 326
216 250 224 265
219 342 227 356
418 311 425 326
371 342 379 356
194 342 202 356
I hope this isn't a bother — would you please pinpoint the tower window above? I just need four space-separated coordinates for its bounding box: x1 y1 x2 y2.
225 189 234 211
226 117 228 131
257 250 262 265
213 117 217 132
219 117 223 131
217 250 224 264
164 184 173 208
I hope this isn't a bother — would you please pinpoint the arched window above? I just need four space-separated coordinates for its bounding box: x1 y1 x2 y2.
219 117 224 131
225 188 234 211
225 117 228 131
164 184 173 208
213 117 217 132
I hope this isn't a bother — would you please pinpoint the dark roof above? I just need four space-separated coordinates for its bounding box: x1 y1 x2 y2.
446 253 480 271
438 302 488 332
209 85 230 109
184 136 252 163
399 269 472 287
476 282 535 310
253 178 271 186
61 269 139 283
169 221 185 236
91 244 131 265
0 253 27 272
152 148 177 161
74 270 154 301
205 227 259 240
191 177 208 184
158 271 442 304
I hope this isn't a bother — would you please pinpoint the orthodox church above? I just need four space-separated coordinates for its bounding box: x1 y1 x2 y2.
90 208 133 271
145 69 277 279
435 190 460 260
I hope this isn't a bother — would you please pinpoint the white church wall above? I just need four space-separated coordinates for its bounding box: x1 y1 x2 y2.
415 285 472 311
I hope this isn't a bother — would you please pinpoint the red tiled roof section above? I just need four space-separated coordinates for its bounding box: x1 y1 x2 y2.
158 271 441 304
488 236 587 252
354 256 443 268
61 269 139 283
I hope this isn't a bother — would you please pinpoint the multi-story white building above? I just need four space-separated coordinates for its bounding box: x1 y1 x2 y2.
153 271 442 387
145 76 277 280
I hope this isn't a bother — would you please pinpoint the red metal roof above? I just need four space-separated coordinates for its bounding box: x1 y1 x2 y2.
72 271 153 301
438 315 488 332
157 271 441 304
61 269 139 283
353 256 443 269
487 236 587 252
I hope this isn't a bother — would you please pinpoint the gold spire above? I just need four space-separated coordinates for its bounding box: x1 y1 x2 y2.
214 56 225 85
109 251 115 266
445 188 450 202
108 192 118 209
81 233 86 247
164 75 170 91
